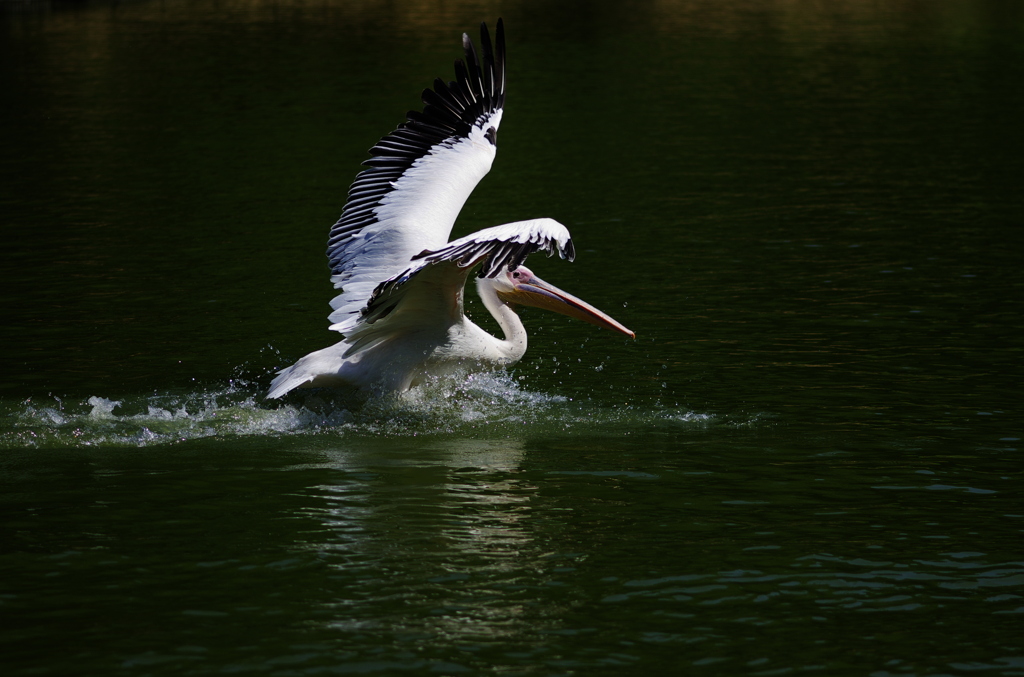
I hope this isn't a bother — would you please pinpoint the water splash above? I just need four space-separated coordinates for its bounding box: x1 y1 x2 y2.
0 373 716 448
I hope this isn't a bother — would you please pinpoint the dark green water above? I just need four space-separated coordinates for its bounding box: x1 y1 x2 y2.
2 0 1023 675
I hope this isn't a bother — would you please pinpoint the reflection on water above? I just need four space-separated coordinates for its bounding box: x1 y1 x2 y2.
301 438 544 645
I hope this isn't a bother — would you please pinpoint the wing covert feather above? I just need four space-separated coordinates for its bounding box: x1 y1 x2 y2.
330 218 575 338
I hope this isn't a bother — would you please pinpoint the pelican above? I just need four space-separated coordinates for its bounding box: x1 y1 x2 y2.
268 19 633 398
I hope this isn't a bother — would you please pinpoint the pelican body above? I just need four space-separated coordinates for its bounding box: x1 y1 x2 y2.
269 20 632 398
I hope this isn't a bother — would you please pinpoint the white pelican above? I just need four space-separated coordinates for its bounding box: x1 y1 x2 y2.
268 19 633 398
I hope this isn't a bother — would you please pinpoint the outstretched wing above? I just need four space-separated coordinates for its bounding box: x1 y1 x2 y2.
325 19 506 330
331 218 574 353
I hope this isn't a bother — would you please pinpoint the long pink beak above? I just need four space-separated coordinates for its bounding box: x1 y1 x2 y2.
497 272 635 338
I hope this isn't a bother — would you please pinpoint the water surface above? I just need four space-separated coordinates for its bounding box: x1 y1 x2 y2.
2 0 1022 675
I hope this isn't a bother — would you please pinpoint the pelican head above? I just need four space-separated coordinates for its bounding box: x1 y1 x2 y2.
483 265 635 338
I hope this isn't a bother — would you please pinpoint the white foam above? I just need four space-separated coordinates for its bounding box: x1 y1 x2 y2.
1 373 717 448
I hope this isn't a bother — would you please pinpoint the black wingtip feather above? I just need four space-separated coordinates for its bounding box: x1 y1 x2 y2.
563 238 576 262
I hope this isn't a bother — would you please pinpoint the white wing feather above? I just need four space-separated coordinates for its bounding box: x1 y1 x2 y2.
327 118 501 326
325 21 506 331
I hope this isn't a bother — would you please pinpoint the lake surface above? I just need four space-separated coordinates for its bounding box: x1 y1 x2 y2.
2 0 1022 674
